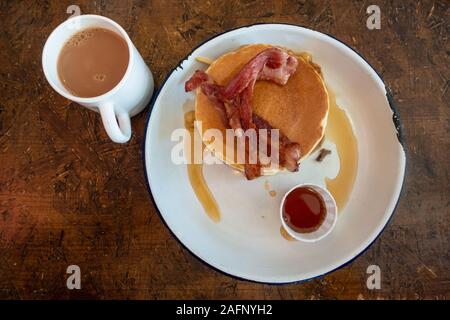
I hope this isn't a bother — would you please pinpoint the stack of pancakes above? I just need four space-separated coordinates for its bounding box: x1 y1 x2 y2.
194 44 329 175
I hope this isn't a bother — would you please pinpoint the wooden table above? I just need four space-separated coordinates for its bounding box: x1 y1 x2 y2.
0 0 448 300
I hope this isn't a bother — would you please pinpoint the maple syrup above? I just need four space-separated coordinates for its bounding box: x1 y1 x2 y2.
282 187 326 233
325 88 358 210
184 111 221 222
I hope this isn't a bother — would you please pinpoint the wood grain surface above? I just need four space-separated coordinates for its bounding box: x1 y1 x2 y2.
0 0 448 300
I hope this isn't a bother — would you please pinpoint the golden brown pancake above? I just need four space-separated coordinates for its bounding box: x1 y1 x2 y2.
194 44 329 174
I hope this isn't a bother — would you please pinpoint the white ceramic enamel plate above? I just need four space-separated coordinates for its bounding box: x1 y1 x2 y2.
144 24 406 283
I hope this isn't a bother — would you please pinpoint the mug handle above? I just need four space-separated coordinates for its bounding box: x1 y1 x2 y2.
99 102 131 143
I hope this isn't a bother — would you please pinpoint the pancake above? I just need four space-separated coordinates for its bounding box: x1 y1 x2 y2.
194 44 329 174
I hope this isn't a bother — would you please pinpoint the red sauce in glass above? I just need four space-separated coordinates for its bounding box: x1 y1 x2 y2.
282 187 326 233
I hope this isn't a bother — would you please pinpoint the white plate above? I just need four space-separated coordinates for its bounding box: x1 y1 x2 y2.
143 24 406 283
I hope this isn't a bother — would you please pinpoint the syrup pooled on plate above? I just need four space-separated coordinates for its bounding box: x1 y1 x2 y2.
184 111 221 222
325 88 358 210
282 187 326 233
297 54 358 211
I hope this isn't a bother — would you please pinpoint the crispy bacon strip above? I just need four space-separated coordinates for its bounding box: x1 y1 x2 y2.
220 48 298 100
185 70 242 131
220 48 298 131
184 70 210 92
185 47 300 179
252 114 301 173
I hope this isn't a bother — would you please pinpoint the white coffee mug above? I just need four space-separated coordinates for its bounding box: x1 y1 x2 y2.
42 14 154 143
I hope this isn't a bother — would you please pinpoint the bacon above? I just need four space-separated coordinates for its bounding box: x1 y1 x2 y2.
199 81 229 127
259 54 298 85
185 70 242 131
184 70 210 92
237 83 255 130
281 143 302 172
220 48 298 133
220 48 298 100
244 163 262 180
253 114 301 172
185 47 300 179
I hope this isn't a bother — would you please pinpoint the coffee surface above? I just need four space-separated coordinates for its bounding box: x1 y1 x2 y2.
58 27 129 98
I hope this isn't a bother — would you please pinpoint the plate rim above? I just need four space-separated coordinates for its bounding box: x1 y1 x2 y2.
142 22 407 284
